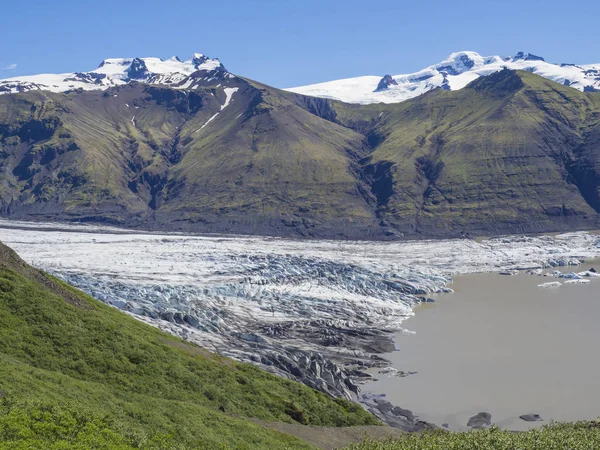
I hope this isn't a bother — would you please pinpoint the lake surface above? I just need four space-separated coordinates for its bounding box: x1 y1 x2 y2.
365 262 600 431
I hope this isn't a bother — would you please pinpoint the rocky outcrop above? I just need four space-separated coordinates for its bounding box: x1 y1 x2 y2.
127 58 150 79
375 74 398 91
362 394 436 431
520 413 543 422
467 412 492 429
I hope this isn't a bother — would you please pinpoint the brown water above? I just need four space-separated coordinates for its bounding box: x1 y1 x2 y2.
365 263 600 431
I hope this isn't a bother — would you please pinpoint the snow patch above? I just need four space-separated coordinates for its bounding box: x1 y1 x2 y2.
221 87 238 110
196 113 219 132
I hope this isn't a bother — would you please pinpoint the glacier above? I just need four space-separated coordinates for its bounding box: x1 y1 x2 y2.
0 53 226 95
286 51 600 104
0 219 599 403
3 50 600 106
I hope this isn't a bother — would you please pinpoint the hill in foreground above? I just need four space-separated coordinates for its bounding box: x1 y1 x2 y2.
0 241 379 449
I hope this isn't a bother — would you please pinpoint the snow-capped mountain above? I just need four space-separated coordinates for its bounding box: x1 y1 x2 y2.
286 51 600 104
0 53 228 94
4 50 600 104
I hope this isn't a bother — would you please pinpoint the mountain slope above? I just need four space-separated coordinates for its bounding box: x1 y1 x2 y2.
0 241 377 449
287 51 600 104
0 74 380 238
1 65 600 238
329 69 600 236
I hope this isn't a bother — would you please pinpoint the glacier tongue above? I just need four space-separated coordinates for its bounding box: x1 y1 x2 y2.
0 219 599 401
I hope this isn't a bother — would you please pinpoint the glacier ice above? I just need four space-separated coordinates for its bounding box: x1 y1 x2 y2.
0 219 599 400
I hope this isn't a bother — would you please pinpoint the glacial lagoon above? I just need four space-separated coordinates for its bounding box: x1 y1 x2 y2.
365 262 600 431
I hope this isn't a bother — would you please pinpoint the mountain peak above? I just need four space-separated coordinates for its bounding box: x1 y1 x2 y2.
513 51 545 62
0 53 228 95
287 50 600 104
127 57 149 79
434 51 481 76
467 68 525 97
375 74 398 92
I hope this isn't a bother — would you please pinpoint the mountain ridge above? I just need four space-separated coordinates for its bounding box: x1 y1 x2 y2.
1 66 600 239
286 51 600 104
4 50 600 104
0 53 228 95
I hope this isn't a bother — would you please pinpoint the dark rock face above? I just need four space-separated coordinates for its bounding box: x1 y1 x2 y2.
440 73 451 90
520 413 543 422
513 51 545 62
127 58 149 79
467 412 492 429
525 53 545 61
362 394 436 431
192 54 226 72
375 75 398 91
65 72 107 85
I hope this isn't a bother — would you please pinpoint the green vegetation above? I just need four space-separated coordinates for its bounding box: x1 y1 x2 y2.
344 423 600 450
1 69 599 238
331 69 600 236
0 78 378 238
0 242 377 449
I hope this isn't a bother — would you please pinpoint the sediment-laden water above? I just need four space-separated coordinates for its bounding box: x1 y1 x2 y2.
365 262 600 430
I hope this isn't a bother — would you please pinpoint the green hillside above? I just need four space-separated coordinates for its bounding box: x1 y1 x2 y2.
0 76 380 239
1 70 600 238
330 69 600 236
0 241 377 449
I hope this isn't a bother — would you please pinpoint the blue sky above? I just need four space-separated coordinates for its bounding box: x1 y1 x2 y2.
2 0 599 87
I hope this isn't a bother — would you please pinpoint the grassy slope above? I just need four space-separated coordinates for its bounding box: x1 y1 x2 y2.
158 78 377 236
0 242 377 449
343 423 600 450
333 70 600 236
0 78 379 238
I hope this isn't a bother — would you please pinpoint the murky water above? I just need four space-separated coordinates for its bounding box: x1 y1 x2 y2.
365 262 600 431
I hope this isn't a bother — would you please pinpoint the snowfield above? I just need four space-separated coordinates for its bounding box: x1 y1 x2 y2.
3 50 599 105
1 219 598 400
286 51 600 104
0 53 226 95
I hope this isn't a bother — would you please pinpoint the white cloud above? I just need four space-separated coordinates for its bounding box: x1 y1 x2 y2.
1 64 17 71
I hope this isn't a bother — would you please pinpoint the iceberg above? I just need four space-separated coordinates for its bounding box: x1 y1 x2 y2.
538 282 562 288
